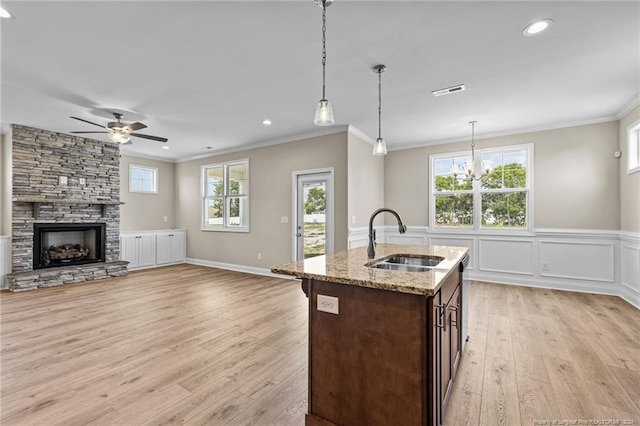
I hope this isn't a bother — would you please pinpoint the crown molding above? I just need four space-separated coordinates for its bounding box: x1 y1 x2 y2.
616 94 640 119
347 126 376 146
389 116 619 152
175 125 349 163
118 150 177 163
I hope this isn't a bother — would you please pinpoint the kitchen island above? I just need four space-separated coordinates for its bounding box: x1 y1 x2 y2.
272 243 470 426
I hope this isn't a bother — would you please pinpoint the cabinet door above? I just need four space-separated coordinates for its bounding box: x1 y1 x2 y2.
138 235 157 267
121 235 139 268
169 232 186 262
156 234 172 265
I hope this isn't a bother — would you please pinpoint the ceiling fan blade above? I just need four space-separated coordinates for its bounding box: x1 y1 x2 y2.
126 122 147 131
70 131 109 134
70 116 106 128
131 133 168 143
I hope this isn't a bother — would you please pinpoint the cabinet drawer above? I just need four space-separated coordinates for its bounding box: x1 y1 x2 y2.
439 268 460 306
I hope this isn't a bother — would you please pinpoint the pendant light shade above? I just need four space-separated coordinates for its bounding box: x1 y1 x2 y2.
314 99 334 126
372 64 388 156
313 0 335 126
373 137 387 156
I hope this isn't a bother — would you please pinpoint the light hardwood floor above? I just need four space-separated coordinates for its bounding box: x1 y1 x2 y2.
1 264 639 425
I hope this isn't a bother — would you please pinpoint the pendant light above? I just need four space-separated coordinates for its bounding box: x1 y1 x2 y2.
372 64 387 156
313 0 335 126
452 121 491 181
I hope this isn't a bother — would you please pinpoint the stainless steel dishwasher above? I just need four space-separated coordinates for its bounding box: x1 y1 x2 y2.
460 253 470 352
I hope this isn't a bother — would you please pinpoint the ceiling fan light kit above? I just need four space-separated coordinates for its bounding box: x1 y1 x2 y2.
70 113 168 144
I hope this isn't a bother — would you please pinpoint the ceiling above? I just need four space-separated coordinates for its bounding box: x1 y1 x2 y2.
2 1 638 162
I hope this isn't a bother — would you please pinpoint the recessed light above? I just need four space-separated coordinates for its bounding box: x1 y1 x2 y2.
262 119 272 126
162 146 169 150
0 7 14 19
523 19 553 36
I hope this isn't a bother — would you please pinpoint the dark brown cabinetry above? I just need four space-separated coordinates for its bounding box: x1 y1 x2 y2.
305 265 463 426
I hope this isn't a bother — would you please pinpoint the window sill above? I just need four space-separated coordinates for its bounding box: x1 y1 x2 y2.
627 165 640 174
201 227 249 233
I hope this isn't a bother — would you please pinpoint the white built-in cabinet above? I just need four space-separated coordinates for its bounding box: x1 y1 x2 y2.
120 229 186 269
156 231 186 265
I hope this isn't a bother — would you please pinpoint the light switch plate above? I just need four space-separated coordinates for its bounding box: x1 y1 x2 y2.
317 294 339 315
281 216 289 224
79 178 86 186
59 176 68 185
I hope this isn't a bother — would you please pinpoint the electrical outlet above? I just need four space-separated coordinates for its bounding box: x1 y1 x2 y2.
317 294 339 315
542 262 549 272
257 253 262 261
59 176 68 185
280 216 288 224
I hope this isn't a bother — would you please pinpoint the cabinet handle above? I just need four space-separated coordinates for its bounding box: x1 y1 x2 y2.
435 304 447 331
450 310 458 328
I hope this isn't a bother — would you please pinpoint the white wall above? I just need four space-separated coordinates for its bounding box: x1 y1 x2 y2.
384 121 621 229
347 131 384 228
619 105 640 232
120 155 177 231
175 131 349 269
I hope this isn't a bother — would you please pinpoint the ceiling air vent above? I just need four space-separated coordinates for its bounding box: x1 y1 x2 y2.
432 84 466 97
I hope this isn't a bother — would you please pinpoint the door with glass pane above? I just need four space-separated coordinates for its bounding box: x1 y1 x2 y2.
294 171 333 261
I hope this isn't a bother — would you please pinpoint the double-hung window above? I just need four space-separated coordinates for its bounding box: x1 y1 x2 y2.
202 159 249 232
430 144 533 231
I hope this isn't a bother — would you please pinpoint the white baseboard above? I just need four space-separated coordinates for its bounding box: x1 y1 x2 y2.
186 258 296 280
620 285 640 310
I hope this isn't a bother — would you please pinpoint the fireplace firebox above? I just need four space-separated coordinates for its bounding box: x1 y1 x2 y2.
33 223 106 270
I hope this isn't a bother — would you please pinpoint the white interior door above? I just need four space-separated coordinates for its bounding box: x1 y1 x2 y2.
293 169 334 261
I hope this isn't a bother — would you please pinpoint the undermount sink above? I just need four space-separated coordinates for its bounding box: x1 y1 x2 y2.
368 255 444 272
370 263 431 273
386 256 444 268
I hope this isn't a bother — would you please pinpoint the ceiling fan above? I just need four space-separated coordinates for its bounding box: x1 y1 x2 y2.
70 113 168 144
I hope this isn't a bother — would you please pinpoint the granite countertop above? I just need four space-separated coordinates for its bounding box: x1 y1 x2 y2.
271 243 469 296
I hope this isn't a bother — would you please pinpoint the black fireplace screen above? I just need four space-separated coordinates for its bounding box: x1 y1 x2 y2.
33 223 106 269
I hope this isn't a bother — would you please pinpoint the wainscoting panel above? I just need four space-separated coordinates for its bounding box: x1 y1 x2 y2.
539 241 614 283
428 237 474 270
621 244 640 293
478 238 534 275
348 227 369 249
0 236 11 289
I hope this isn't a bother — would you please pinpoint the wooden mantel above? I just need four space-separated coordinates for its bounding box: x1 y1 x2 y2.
12 197 125 218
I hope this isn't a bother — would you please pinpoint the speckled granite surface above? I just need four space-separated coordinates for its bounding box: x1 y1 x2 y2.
271 243 469 296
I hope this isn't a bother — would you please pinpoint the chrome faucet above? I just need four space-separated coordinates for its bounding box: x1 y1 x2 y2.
367 208 407 258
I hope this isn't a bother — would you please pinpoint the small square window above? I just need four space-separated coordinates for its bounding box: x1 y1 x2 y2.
627 119 640 174
129 165 158 193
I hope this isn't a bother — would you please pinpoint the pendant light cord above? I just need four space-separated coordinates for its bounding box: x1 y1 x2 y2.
378 70 382 139
321 1 327 100
470 120 476 157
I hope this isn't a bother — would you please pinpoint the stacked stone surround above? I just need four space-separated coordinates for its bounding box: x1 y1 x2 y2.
8 124 128 291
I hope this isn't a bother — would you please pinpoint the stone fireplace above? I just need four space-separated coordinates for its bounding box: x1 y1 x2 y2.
33 223 106 270
7 124 128 291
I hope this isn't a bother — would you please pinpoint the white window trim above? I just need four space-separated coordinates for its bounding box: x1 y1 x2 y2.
129 164 158 194
428 143 534 235
627 119 640 174
201 159 250 233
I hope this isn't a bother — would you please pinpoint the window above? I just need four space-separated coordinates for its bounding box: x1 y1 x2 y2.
129 165 158 193
628 119 640 174
430 144 533 232
202 159 249 232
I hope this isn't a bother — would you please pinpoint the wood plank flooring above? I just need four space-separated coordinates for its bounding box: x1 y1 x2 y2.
1 264 639 425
